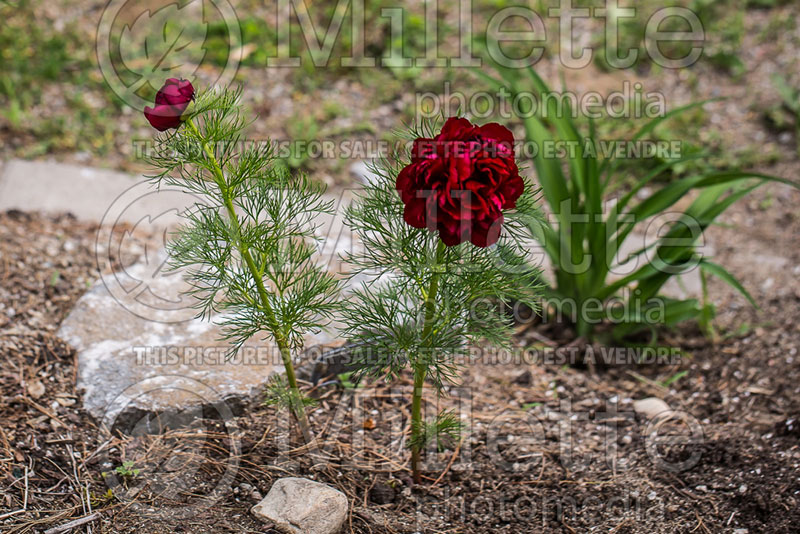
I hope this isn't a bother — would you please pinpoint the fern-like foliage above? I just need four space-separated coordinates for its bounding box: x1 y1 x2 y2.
263 375 318 410
410 410 465 452
146 87 341 359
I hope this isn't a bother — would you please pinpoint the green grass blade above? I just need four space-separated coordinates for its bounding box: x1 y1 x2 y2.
700 259 758 308
598 100 718 178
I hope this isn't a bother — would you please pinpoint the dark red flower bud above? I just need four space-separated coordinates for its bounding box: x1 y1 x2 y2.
144 78 195 131
396 117 524 248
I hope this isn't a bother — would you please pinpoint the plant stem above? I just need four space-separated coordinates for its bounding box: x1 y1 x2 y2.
575 301 592 340
185 118 313 443
699 267 718 343
410 239 446 483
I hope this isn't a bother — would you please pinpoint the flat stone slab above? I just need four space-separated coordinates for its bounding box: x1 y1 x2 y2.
0 159 200 223
57 252 334 425
0 159 359 278
252 477 348 534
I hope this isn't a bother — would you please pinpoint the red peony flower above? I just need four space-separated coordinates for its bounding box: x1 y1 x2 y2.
144 78 195 131
396 117 524 247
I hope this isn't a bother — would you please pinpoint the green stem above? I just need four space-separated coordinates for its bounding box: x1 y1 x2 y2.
699 267 718 343
185 118 313 443
410 240 446 484
575 300 593 340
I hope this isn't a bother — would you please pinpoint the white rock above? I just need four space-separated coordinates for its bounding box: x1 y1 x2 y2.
252 477 348 534
0 160 197 222
58 252 337 423
28 379 46 400
633 397 673 421
349 160 381 186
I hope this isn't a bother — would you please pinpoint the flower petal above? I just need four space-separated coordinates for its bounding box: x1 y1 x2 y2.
470 215 503 248
403 198 428 228
396 116 524 248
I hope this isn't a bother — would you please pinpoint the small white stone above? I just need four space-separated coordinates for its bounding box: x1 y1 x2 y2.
633 397 673 420
252 477 348 534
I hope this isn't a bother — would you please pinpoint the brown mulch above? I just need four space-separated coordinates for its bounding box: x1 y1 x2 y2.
1 202 799 533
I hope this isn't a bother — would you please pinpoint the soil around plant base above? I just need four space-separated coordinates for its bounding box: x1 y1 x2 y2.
0 189 798 534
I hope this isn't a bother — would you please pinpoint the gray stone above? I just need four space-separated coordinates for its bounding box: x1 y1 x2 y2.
57 252 334 424
312 191 356 279
0 159 368 297
0 159 198 224
633 397 673 421
251 477 348 534
349 160 381 186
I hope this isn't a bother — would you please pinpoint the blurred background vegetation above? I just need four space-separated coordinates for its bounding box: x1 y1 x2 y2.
0 0 798 186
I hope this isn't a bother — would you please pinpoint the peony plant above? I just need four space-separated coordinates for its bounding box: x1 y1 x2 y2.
142 79 341 442
342 117 542 482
